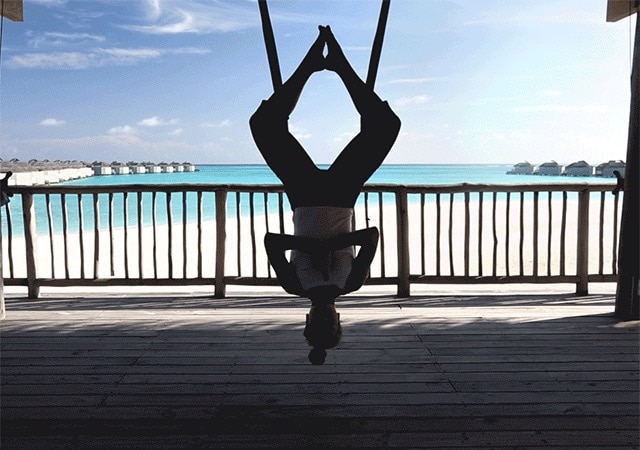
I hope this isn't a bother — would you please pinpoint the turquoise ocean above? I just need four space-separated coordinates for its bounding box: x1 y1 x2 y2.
4 164 616 235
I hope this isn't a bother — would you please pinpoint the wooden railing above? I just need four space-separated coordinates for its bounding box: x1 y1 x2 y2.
1 183 621 298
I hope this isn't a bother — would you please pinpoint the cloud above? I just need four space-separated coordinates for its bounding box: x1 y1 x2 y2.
333 131 357 143
510 104 610 113
138 116 179 127
28 32 105 48
289 123 311 140
395 95 431 107
169 128 184 136
144 0 162 21
124 0 259 35
40 118 66 126
463 8 604 28
202 119 232 128
30 0 68 5
8 47 209 70
108 125 137 135
388 77 448 84
540 89 562 98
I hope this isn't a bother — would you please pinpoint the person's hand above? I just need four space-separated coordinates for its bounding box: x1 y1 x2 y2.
322 25 348 74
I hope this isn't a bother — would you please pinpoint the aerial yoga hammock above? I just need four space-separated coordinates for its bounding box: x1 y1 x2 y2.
251 0 400 364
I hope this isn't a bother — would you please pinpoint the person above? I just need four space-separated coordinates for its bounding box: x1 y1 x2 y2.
250 25 401 364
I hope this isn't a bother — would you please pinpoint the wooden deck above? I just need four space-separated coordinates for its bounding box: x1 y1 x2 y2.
1 287 638 449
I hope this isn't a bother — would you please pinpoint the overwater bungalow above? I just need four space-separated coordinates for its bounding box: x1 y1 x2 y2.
564 160 593 177
92 161 112 176
128 162 147 174
597 160 626 178
536 160 563 176
507 161 535 175
145 162 162 173
111 162 130 175
183 161 197 172
171 162 184 172
159 162 174 173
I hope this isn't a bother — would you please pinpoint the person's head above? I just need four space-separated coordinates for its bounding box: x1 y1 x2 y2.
304 286 342 365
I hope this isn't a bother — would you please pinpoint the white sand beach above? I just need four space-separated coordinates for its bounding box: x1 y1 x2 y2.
2 193 622 298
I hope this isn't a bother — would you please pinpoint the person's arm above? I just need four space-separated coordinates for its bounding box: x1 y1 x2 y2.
333 227 379 294
264 233 305 296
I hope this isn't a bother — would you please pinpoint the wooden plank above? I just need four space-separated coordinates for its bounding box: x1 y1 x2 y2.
599 191 606 275
464 191 470 277
533 191 539 276
45 194 55 277
560 191 567 276
10 182 618 196
197 191 203 278
379 192 386 277
420 193 425 275
215 190 228 298
435 193 441 276
1 293 637 449
519 192 524 275
547 191 552 276
448 193 454 276
477 192 483 276
77 193 85 279
61 193 69 279
166 191 173 278
151 191 158 278
92 193 99 278
108 192 115 276
123 191 130 279
576 189 590 295
21 193 40 297
182 191 187 278
138 191 144 278
504 191 510 277
250 192 257 277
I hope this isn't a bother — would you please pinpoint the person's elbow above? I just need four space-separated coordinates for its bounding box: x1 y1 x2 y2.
388 110 401 137
249 106 267 136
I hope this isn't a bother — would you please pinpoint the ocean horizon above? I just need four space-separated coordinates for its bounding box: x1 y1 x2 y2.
63 163 616 187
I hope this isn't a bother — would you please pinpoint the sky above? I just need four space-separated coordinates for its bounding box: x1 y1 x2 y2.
0 0 636 165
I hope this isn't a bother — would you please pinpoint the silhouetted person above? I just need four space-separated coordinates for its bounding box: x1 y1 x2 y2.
250 26 401 364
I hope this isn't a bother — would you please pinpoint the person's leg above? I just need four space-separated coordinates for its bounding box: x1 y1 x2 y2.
250 26 328 207
321 26 401 205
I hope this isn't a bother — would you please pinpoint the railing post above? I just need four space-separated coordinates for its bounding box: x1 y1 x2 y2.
214 189 227 299
576 189 590 295
395 188 410 297
21 193 40 298
1 223 5 319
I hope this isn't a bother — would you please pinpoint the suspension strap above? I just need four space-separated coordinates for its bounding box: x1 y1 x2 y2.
258 0 390 91
366 0 391 89
258 0 282 91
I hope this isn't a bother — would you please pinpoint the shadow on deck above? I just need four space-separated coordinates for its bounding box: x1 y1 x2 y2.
1 290 638 449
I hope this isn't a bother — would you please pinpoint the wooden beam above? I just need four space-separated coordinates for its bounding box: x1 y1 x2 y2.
615 13 640 320
607 0 640 22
